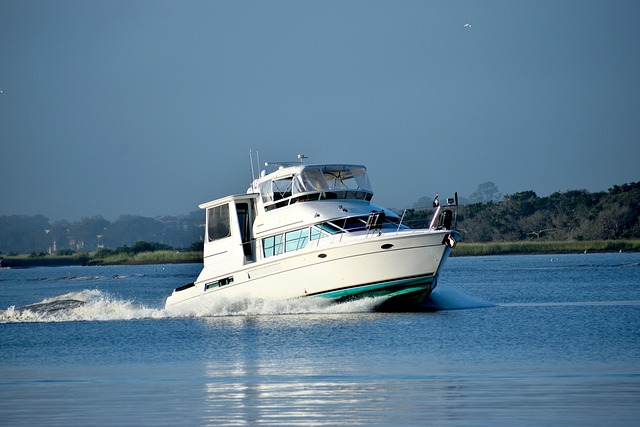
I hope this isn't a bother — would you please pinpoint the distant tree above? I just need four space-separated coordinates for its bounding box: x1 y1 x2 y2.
594 206 635 240
469 182 503 203
73 216 110 252
94 248 117 258
412 194 469 209
435 182 639 242
412 195 437 209
189 241 204 252
108 215 162 247
130 241 173 254
0 214 51 253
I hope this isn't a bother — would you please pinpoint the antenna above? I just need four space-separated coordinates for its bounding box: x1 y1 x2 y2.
256 150 261 175
249 149 256 182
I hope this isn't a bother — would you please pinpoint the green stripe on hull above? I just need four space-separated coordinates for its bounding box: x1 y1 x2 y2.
312 276 435 302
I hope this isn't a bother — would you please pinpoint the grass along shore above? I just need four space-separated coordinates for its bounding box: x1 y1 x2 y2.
0 250 202 268
1 240 639 268
450 239 640 257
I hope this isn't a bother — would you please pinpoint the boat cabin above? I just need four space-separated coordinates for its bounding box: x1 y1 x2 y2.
198 165 405 271
199 194 259 270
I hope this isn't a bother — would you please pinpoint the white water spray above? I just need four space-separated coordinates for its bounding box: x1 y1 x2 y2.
1 286 491 323
0 290 166 323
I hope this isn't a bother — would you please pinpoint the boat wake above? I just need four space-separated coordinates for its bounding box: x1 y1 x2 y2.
164 294 390 318
419 286 494 311
0 287 490 324
0 290 391 323
500 300 640 308
0 290 167 323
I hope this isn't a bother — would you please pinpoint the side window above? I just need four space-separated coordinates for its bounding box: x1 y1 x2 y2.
285 229 309 252
316 222 341 235
263 234 283 258
310 227 325 241
207 204 231 242
338 217 367 231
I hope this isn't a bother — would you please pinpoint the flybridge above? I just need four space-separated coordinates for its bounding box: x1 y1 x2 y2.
252 164 374 211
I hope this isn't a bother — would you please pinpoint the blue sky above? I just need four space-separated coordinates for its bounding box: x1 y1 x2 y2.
1 0 639 221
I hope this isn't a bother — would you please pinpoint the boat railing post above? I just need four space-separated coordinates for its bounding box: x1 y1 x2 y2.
454 192 459 228
396 209 407 234
429 206 442 229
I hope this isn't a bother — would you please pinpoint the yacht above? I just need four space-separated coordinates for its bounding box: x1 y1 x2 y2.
165 157 459 311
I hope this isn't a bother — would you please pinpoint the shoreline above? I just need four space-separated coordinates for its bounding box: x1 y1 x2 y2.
0 250 202 268
1 240 639 268
450 239 640 257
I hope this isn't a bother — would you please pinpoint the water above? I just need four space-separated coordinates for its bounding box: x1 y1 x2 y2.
1 253 639 426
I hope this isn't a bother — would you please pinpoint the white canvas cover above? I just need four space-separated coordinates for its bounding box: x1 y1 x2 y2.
259 165 373 203
293 166 372 195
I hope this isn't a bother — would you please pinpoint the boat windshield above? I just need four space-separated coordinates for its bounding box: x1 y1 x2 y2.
259 165 373 209
293 166 371 194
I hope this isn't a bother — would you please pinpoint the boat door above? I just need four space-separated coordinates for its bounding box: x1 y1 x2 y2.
201 195 257 270
234 198 257 263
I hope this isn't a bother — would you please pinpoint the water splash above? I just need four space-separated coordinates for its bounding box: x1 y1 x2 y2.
0 290 166 323
1 290 394 323
1 286 490 323
164 294 386 318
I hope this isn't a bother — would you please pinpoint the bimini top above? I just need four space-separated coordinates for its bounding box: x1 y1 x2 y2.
249 164 374 211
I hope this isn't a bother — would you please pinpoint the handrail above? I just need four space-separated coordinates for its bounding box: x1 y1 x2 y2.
263 190 374 210
396 209 406 234
429 206 442 229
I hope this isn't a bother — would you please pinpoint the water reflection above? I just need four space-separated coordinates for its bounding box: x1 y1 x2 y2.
197 315 470 426
200 316 379 425
195 293 640 426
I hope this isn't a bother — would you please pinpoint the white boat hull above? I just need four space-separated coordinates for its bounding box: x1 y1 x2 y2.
165 230 455 312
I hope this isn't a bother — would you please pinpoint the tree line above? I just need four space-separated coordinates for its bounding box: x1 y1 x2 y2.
1 182 638 254
0 212 204 255
403 182 640 242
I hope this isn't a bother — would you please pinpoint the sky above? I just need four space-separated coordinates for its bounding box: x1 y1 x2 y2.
1 0 639 221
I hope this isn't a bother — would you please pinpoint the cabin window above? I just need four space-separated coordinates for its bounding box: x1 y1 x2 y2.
285 229 309 252
310 227 327 241
335 217 368 232
205 276 234 290
207 204 231 242
262 234 284 258
261 225 335 258
315 222 341 235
